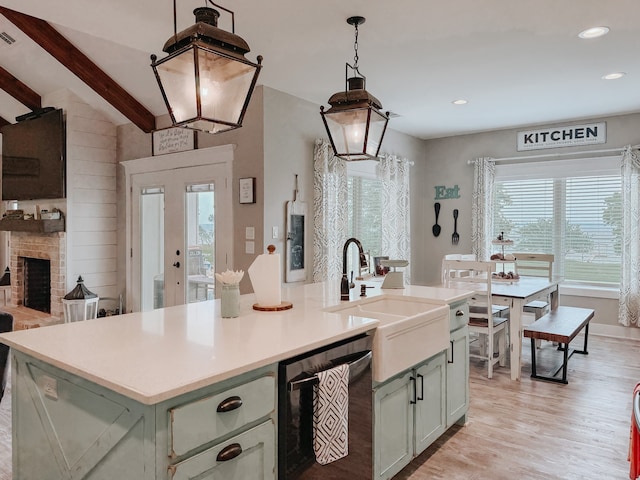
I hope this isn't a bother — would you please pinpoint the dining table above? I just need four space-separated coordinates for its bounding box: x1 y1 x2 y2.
447 275 559 381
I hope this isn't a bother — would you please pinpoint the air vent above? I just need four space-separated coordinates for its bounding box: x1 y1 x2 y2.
0 31 16 45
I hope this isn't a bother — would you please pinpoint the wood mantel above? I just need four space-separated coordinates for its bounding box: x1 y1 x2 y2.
0 218 64 233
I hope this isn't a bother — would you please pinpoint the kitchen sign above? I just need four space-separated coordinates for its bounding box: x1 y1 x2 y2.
516 122 606 151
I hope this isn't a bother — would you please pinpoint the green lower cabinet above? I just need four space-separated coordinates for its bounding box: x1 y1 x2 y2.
11 352 277 480
447 325 469 427
169 420 275 480
373 352 446 480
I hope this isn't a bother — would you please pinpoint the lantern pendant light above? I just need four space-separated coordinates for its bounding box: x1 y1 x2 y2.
320 16 390 161
151 1 263 134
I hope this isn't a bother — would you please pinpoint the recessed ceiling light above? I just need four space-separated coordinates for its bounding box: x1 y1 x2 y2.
578 26 610 39
602 72 626 80
452 99 468 105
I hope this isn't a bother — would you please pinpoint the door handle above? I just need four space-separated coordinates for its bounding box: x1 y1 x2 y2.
410 376 416 404
417 373 424 401
448 340 454 363
172 261 180 268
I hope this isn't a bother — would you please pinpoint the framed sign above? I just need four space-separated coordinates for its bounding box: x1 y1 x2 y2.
517 122 606 151
285 199 307 282
152 127 197 155
239 177 256 204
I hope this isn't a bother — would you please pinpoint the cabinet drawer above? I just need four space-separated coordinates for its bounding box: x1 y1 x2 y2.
169 420 275 480
169 374 275 457
449 302 468 331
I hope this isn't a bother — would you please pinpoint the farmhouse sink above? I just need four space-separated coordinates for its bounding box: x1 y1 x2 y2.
325 296 450 382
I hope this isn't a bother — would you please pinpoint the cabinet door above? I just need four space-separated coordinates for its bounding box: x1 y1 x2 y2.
414 353 446 455
169 420 275 480
447 326 469 427
373 371 414 480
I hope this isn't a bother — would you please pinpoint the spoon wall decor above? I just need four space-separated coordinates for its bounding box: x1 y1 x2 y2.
432 202 441 237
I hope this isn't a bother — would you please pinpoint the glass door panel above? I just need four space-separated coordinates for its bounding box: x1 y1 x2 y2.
186 184 216 303
140 187 165 310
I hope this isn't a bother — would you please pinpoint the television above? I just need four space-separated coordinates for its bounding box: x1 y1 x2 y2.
1 108 66 201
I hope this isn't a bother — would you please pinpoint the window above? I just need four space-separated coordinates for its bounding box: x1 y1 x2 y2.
345 161 382 275
492 156 622 286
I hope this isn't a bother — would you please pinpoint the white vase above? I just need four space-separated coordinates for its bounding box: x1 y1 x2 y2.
220 283 240 318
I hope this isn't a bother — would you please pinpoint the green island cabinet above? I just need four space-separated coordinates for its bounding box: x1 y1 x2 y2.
373 300 469 480
11 351 277 480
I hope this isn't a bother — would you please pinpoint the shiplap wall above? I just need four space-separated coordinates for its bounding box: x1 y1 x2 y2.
47 90 118 301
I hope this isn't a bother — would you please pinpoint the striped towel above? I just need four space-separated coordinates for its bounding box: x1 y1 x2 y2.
313 363 349 465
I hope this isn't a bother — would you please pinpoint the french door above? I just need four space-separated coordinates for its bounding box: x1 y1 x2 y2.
125 149 232 312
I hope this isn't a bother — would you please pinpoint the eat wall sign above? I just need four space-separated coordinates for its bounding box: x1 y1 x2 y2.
434 185 460 200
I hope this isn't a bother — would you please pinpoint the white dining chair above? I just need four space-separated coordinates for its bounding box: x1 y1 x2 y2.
443 259 509 379
512 253 554 319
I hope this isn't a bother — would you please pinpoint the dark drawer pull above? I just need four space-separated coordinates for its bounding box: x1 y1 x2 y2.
216 443 243 462
217 395 243 413
455 310 465 316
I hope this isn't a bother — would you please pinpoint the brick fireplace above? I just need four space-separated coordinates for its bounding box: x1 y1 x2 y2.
9 232 66 320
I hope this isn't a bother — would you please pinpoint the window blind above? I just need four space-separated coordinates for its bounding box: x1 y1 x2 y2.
493 157 621 286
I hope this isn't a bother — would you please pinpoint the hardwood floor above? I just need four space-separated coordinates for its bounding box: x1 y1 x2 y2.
0 334 637 479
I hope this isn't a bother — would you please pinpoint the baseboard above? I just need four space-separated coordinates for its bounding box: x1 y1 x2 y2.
590 323 640 340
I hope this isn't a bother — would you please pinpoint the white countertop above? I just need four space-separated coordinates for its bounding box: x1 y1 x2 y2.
0 281 472 405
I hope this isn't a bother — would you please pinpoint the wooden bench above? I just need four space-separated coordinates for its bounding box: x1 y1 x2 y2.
523 306 594 384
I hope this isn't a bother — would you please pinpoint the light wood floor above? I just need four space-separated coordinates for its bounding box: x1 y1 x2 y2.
0 334 637 479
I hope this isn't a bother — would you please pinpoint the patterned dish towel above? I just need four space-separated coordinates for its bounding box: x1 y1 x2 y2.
313 363 349 465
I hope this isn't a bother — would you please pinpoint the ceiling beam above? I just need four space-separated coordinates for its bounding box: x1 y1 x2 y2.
0 7 156 133
0 65 41 112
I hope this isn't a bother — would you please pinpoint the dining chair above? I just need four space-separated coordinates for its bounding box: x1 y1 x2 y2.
443 260 509 379
0 311 13 403
512 253 554 319
442 254 509 319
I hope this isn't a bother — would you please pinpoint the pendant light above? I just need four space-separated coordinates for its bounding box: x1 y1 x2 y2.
151 1 263 134
320 16 390 161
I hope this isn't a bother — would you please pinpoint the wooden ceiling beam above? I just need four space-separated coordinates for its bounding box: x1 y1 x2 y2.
0 65 41 111
0 7 156 133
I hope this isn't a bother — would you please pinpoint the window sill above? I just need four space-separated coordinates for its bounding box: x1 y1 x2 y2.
559 283 619 300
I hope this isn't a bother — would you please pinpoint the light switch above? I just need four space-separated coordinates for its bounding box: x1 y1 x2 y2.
245 226 255 240
272 226 278 239
245 241 255 254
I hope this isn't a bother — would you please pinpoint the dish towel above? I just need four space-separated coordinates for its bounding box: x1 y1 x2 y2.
629 383 640 479
313 363 349 465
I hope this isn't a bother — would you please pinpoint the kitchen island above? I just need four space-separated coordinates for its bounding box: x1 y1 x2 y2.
0 281 472 479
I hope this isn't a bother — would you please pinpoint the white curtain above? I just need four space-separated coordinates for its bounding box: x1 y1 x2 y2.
313 139 348 282
377 154 412 284
619 146 640 326
471 157 496 261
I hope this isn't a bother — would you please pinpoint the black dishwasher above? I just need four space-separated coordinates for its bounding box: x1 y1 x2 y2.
278 333 373 479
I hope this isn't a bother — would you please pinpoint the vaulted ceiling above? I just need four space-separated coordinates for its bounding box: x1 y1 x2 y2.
0 1 639 140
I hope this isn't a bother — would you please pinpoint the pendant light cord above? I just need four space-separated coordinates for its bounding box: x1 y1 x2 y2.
353 22 359 70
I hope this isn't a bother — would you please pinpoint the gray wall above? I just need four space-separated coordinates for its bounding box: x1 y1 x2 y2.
413 112 640 333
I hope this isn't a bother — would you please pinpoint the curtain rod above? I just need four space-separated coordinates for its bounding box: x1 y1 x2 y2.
466 144 640 164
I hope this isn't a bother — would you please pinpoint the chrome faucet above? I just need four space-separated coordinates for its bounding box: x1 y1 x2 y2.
341 237 368 300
